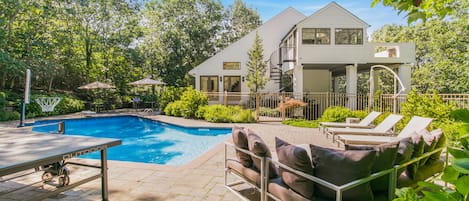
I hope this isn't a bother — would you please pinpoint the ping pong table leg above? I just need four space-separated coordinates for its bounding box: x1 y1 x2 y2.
101 148 109 201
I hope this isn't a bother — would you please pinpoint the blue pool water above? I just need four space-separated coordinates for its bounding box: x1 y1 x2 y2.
32 116 231 165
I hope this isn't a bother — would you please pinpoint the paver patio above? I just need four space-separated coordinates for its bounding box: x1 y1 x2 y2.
0 113 336 201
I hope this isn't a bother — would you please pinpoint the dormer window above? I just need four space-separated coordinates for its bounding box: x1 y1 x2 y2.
335 28 363 45
302 28 330 45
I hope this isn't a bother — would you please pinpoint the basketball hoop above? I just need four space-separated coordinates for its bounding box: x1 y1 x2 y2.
35 97 62 112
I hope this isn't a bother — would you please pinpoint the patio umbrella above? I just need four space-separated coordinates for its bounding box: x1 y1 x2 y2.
128 78 166 86
78 81 115 89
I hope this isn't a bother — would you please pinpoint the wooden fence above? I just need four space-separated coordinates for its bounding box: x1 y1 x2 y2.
204 92 469 122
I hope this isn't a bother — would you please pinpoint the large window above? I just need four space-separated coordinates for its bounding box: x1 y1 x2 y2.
335 28 363 45
223 76 241 92
200 76 218 93
223 62 241 70
302 28 330 44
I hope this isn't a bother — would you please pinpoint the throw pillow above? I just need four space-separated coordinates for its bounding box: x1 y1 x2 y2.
310 144 376 201
232 126 252 167
247 129 278 178
345 141 399 192
275 137 315 199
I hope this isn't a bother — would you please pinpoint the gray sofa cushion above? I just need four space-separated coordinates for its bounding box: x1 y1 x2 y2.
232 126 252 167
275 137 314 199
268 177 311 201
247 129 278 178
227 159 262 186
310 144 376 201
345 141 399 192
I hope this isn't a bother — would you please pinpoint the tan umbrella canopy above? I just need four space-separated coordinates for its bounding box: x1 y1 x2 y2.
78 81 115 89
129 78 166 86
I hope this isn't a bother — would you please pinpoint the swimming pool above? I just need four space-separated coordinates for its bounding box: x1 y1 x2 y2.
32 116 231 165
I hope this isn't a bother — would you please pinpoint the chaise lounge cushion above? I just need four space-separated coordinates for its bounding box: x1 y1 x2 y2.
310 144 376 201
275 137 315 199
397 159 445 188
247 129 278 178
406 132 425 179
345 141 399 192
226 159 262 186
232 126 253 167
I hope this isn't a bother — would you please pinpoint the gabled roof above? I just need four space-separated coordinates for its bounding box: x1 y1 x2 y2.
297 1 370 27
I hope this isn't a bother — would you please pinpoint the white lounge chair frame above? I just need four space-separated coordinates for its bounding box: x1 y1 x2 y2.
338 116 433 146
319 111 382 132
326 114 404 142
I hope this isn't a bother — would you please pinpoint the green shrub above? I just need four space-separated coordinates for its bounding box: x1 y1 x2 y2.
0 111 20 121
179 87 208 118
259 107 279 116
159 86 185 112
349 110 368 119
282 119 319 128
400 90 458 141
164 101 184 117
0 92 6 110
318 106 351 122
197 105 255 123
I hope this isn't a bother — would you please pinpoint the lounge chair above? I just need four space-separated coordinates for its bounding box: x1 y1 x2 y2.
325 114 404 142
318 111 382 132
337 116 433 146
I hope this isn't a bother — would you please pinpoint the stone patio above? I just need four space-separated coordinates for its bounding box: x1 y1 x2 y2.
0 113 336 201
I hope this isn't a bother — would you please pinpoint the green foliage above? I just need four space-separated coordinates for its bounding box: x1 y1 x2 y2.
0 92 6 110
246 32 268 93
350 110 369 119
159 86 185 112
371 0 467 24
371 17 469 93
164 101 184 117
282 119 319 128
0 111 20 121
394 109 469 201
400 90 459 142
259 107 279 116
220 0 261 48
196 105 255 123
318 106 351 122
178 87 209 118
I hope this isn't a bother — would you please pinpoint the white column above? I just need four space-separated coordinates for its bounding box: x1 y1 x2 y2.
399 63 411 94
293 65 304 93
345 64 357 110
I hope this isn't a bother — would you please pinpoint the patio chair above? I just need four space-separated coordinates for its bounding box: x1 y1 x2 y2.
319 111 382 132
325 114 404 142
337 116 433 146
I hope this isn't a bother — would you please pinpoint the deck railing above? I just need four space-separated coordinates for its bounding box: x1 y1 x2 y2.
203 92 469 122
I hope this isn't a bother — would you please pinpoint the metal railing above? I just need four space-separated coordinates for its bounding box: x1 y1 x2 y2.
203 92 469 122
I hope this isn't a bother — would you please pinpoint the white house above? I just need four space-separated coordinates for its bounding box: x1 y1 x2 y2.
189 2 415 102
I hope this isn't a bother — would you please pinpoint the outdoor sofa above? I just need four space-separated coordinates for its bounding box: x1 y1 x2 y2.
225 126 446 201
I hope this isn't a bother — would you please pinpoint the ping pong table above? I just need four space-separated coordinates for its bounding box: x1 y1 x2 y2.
0 133 121 201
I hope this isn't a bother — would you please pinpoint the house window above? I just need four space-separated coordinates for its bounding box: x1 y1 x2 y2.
302 28 330 44
223 62 241 70
223 76 241 92
335 28 363 45
200 76 218 92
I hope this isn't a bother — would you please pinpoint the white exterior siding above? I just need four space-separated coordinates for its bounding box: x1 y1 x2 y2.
190 8 306 93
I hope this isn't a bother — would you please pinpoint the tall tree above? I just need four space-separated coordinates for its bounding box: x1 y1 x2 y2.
142 0 224 86
219 0 261 48
246 32 268 93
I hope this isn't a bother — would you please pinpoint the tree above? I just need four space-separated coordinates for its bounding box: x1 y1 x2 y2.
219 0 261 49
371 16 469 93
371 0 468 24
246 32 268 93
142 0 224 86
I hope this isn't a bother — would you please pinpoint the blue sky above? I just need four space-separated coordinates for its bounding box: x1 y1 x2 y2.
220 0 408 35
